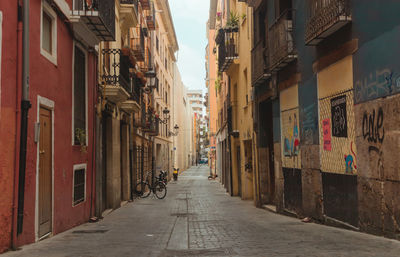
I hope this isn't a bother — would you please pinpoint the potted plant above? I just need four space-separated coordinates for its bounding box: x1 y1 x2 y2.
75 128 87 153
226 11 239 31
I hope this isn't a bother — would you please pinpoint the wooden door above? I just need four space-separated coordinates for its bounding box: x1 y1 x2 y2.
39 107 52 238
236 146 242 197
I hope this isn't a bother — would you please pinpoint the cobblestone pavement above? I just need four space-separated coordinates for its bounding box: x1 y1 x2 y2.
4 166 400 257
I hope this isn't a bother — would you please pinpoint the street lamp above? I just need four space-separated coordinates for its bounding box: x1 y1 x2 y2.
169 124 180 137
143 70 157 94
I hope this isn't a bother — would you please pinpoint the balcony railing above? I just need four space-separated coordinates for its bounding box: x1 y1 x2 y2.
101 49 132 94
142 110 159 136
268 9 297 72
146 1 155 30
139 0 150 10
251 40 271 86
216 28 239 72
131 26 145 61
305 0 351 45
72 0 115 41
138 47 153 72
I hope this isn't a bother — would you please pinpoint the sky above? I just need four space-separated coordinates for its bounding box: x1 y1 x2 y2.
169 0 210 93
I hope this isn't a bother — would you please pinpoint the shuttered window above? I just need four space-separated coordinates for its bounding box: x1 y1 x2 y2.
73 46 86 145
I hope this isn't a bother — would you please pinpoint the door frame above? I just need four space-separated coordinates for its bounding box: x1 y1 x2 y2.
35 96 55 241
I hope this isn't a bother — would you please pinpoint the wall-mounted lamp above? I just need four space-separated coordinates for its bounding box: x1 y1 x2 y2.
168 124 180 137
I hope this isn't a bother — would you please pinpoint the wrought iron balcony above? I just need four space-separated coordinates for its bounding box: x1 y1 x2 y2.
139 0 150 10
305 0 351 45
268 9 297 72
101 49 133 103
145 1 156 31
121 72 142 113
120 0 139 31
216 28 239 72
251 40 271 86
71 0 115 44
142 110 159 136
138 47 153 73
131 26 145 62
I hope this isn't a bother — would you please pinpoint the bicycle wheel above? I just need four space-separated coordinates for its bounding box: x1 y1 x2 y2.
141 182 151 198
154 181 167 199
135 182 150 198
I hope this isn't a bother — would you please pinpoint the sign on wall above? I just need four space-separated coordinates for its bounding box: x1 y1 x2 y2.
330 95 348 137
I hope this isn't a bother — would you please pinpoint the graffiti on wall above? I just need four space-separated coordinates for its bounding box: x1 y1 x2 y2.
362 107 385 177
362 107 385 144
355 68 400 103
344 142 357 174
281 108 301 169
301 103 317 145
283 113 300 157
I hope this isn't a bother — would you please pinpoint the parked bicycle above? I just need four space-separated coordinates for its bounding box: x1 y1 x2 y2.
135 171 167 199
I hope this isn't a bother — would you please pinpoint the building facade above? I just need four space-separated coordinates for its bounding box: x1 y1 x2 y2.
152 0 178 179
247 0 400 237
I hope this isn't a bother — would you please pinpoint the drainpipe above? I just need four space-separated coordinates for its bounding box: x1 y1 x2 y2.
17 0 31 235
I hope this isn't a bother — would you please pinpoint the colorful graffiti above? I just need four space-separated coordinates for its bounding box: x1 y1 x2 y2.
284 114 300 157
355 68 400 103
344 142 357 174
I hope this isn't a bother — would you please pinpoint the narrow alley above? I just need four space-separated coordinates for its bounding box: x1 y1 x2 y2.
3 166 400 257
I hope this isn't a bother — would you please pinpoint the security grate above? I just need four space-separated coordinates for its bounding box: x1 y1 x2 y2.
318 89 357 174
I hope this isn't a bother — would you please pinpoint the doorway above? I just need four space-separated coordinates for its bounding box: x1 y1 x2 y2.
38 107 52 238
258 100 275 205
236 146 242 197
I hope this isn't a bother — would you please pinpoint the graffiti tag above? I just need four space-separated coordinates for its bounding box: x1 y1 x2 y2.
362 108 385 144
355 68 400 103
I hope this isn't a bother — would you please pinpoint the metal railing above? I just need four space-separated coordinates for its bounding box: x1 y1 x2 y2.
72 0 115 41
268 9 296 72
138 47 153 72
131 26 145 61
251 40 270 86
142 110 159 135
139 0 150 10
217 28 239 72
145 1 155 30
305 0 351 45
101 48 132 94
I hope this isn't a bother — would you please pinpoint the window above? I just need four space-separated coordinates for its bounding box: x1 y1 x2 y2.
73 45 87 145
73 164 86 206
41 1 57 64
156 36 159 52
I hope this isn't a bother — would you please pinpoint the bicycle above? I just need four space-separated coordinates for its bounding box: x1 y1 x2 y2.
135 171 167 199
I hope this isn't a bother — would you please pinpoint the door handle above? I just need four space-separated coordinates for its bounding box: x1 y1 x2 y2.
40 150 45 154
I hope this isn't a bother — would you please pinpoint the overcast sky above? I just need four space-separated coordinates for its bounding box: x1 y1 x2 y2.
169 0 210 93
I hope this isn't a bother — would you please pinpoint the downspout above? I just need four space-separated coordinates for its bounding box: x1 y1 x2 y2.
17 0 31 235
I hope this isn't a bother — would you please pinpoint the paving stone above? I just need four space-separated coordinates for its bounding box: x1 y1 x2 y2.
3 166 400 257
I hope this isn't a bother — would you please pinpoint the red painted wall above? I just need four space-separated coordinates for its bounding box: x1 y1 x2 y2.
0 1 19 253
13 0 96 247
